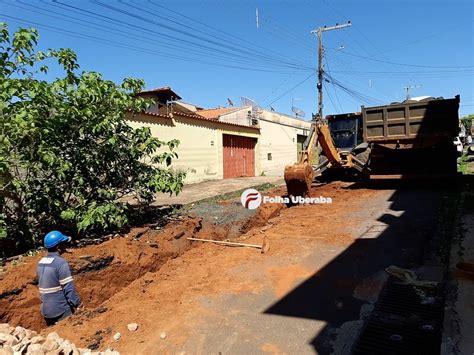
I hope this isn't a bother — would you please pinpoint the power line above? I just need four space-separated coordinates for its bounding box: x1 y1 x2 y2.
146 0 314 68
260 72 302 105
323 53 343 113
1 14 310 74
28 0 313 71
325 74 384 105
258 13 316 55
319 0 410 82
266 72 316 107
327 48 474 69
92 0 313 71
7 0 305 72
323 81 338 114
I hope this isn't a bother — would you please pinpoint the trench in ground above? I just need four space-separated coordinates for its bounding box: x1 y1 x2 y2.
0 199 285 331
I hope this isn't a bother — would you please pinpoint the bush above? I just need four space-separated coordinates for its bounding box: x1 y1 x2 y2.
0 24 185 256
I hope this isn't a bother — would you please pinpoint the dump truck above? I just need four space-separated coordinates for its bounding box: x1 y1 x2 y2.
361 95 460 179
284 95 460 196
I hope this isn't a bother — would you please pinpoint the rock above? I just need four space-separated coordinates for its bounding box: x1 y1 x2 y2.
41 333 60 352
113 332 121 342
127 227 150 239
46 332 61 341
11 342 28 354
173 231 185 240
2 333 19 347
29 335 45 344
12 326 26 340
160 332 167 340
0 347 14 355
26 343 42 352
45 350 63 355
0 333 13 344
0 324 12 334
59 339 73 354
24 329 37 339
127 323 138 332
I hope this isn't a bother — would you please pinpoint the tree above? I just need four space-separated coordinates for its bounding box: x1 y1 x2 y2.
461 114 474 133
0 24 185 255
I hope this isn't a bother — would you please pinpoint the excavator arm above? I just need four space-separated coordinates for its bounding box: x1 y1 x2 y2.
284 120 344 197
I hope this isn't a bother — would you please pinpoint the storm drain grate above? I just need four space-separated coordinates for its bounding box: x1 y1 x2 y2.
353 278 443 354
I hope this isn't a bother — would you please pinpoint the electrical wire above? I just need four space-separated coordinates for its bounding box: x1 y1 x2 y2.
1 14 310 74
7 0 305 72
323 52 343 112
146 0 314 68
323 81 338 114
324 73 384 105
327 48 474 69
266 72 316 107
92 0 313 71
31 0 314 71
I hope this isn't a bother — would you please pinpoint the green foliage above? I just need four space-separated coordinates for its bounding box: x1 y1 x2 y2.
0 23 185 255
460 114 474 132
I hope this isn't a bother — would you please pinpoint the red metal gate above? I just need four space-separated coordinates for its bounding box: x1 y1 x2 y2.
223 134 256 178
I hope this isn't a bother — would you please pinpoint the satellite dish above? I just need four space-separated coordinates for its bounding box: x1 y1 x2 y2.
227 98 234 106
240 96 261 112
291 106 305 118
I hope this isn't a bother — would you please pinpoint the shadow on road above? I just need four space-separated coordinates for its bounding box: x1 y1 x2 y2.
264 179 462 353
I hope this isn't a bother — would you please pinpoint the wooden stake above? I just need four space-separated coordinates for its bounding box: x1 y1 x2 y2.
187 236 270 254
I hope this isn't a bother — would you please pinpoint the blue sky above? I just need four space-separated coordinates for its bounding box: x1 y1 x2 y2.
1 0 473 118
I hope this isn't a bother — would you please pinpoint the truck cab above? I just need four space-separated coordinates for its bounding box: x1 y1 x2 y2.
326 112 363 151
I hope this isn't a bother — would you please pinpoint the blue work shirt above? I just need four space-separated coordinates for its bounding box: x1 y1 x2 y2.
37 252 81 318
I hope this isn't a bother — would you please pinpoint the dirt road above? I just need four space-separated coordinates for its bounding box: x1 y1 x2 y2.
0 181 447 354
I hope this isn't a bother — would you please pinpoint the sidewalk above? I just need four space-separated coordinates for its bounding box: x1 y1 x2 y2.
443 189 474 354
151 176 284 206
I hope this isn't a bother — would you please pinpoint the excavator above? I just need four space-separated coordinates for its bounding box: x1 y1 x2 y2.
284 117 365 197
284 95 461 197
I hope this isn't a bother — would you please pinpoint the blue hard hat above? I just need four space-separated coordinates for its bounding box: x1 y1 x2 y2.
44 231 71 249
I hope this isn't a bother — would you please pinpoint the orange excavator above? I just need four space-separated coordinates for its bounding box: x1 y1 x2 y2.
284 118 363 197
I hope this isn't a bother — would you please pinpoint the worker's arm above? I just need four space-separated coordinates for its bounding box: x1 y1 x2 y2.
58 262 81 308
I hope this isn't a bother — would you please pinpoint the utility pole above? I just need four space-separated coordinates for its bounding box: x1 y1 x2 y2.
311 22 351 121
403 84 422 100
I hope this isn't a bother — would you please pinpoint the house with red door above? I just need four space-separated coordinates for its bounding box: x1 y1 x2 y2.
126 87 311 184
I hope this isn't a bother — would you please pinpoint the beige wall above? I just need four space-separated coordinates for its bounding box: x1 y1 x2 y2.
126 113 260 184
258 116 309 176
218 107 253 126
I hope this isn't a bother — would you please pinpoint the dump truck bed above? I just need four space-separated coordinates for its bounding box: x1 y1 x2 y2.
362 96 460 179
363 96 460 147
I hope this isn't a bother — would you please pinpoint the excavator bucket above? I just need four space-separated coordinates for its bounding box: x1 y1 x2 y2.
284 163 314 197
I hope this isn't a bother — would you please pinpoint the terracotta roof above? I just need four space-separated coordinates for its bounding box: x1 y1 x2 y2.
137 86 182 100
197 107 241 119
135 110 259 130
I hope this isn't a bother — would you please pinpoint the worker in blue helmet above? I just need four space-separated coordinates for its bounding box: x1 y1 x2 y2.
37 231 81 326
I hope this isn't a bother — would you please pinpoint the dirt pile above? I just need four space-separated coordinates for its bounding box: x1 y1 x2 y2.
0 181 386 352
0 187 289 333
0 323 118 354
0 216 222 331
